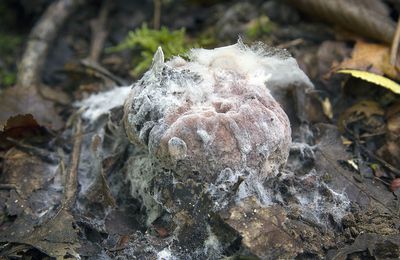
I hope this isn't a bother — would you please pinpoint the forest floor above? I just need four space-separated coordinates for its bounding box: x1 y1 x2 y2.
0 0 399 259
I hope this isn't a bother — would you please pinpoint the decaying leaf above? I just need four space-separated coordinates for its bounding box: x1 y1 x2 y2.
222 197 302 259
0 114 42 148
330 233 400 259
0 113 55 152
0 87 63 132
387 102 400 136
0 210 80 259
338 100 385 133
313 124 395 210
1 148 55 196
375 102 400 167
335 41 400 80
2 114 39 132
0 118 81 259
337 69 400 95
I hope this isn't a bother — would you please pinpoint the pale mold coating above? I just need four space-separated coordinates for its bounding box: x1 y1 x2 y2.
123 41 305 185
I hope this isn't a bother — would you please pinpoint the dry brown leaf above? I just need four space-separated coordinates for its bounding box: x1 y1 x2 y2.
387 102 400 136
388 115 400 136
0 86 63 131
335 41 400 80
0 210 81 259
343 100 384 117
3 114 39 130
1 149 53 196
338 100 384 133
223 197 302 259
314 124 396 211
377 140 400 171
331 233 400 259
0 114 41 143
378 102 400 167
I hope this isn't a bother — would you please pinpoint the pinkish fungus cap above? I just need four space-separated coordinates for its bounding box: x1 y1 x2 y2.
124 41 310 182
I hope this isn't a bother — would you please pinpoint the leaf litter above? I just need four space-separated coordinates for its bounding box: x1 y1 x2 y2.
1 0 400 259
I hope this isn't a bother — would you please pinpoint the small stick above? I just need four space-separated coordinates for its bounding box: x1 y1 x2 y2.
390 18 400 65
62 118 83 209
88 0 111 62
0 184 22 197
153 0 162 30
359 145 400 177
5 137 59 164
277 38 304 49
17 0 85 89
80 59 127 86
345 126 400 177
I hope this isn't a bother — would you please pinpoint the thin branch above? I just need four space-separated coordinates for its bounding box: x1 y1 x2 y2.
390 18 400 65
359 145 400 177
62 118 83 210
80 59 128 85
153 0 162 30
5 137 59 164
88 0 111 62
17 0 86 89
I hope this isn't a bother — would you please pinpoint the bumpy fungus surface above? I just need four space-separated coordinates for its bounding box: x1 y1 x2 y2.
124 42 308 183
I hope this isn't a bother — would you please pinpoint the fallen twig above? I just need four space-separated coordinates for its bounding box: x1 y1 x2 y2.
153 0 162 30
18 0 86 88
359 145 400 177
0 184 22 197
390 18 400 65
277 38 304 49
80 59 127 85
62 118 83 209
79 0 128 88
5 137 59 164
345 125 400 177
88 0 111 63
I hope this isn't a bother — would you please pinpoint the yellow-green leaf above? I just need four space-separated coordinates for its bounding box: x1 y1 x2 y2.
337 69 400 95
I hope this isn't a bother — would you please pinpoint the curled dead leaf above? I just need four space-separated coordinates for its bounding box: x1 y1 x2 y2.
387 102 400 137
0 87 63 132
0 114 41 145
338 100 384 133
334 41 400 81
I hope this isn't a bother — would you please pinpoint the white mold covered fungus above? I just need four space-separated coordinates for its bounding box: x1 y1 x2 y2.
73 41 358 259
124 41 313 188
123 41 318 258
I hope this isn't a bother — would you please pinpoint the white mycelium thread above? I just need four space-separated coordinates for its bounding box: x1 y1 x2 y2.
76 86 131 121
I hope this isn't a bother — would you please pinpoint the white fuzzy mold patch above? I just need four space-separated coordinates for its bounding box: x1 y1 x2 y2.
75 86 131 121
128 40 312 124
157 248 176 260
283 169 351 226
